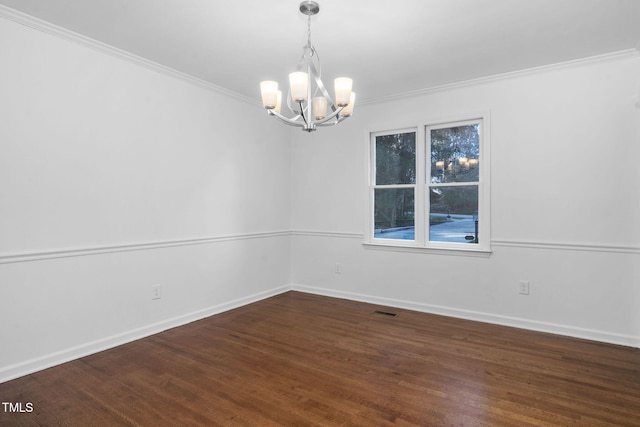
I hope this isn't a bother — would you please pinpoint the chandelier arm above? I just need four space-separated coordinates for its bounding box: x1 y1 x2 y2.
298 100 309 126
312 72 335 107
316 114 349 127
306 46 337 107
268 110 305 127
294 45 335 108
313 105 345 125
316 115 348 127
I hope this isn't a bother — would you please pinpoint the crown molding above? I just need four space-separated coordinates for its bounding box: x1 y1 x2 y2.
0 5 260 107
359 49 640 106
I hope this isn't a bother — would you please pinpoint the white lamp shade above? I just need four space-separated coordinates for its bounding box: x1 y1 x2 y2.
260 81 279 109
275 90 282 114
313 97 327 120
334 77 353 107
339 92 356 117
289 72 308 102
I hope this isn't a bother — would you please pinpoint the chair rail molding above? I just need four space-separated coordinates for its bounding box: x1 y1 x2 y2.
0 231 291 264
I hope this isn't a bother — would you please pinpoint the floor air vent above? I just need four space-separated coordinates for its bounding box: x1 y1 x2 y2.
373 310 398 317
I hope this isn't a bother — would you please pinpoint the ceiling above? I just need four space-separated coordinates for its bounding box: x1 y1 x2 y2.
1 0 639 103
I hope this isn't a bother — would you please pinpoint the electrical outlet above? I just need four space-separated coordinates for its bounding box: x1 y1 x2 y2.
518 280 530 295
152 285 162 300
335 263 342 274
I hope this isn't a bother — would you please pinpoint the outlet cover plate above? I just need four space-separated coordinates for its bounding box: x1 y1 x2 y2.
152 284 162 300
518 280 530 295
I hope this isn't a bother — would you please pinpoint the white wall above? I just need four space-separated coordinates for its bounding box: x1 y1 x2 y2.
0 16 293 382
290 52 640 347
1 9 639 385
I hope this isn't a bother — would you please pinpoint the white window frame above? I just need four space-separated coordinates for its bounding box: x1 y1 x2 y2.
365 113 491 256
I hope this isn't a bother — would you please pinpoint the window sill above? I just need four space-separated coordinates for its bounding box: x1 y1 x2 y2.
362 241 492 257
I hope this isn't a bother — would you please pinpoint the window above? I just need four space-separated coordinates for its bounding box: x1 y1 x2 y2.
428 121 481 244
372 130 417 241
367 116 490 254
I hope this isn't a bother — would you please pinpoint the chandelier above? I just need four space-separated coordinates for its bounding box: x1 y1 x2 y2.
259 1 355 132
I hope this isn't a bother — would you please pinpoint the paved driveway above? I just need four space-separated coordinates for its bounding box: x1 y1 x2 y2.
375 215 477 243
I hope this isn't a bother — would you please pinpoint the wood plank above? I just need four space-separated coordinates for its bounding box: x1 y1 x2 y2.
1 291 639 426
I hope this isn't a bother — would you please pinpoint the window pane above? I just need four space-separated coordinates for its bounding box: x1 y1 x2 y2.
376 132 416 185
429 186 479 243
430 124 479 184
374 188 415 240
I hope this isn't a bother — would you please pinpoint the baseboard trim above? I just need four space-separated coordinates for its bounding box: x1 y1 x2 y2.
0 285 290 384
291 284 640 349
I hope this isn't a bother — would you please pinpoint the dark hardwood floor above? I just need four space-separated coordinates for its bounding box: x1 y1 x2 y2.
1 291 639 426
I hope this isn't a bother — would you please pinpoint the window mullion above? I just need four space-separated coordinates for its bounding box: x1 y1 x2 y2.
428 182 479 188
425 125 433 245
372 184 416 189
415 125 426 247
